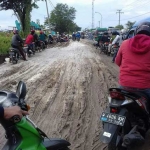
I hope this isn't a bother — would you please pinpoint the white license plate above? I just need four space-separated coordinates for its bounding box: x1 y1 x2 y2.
100 112 126 126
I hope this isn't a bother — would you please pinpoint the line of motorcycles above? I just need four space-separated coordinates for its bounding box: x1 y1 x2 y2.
95 41 119 57
9 40 47 64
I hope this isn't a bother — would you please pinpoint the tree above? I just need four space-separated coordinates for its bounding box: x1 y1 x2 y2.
45 3 78 33
115 25 124 30
0 0 41 36
126 21 136 29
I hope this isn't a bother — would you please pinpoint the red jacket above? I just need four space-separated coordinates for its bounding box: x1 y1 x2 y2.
25 34 34 44
115 34 150 89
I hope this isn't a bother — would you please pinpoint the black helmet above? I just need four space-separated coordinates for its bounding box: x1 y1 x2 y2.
104 31 108 35
135 22 150 36
112 31 119 35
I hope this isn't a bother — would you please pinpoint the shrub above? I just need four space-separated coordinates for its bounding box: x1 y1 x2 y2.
0 32 12 55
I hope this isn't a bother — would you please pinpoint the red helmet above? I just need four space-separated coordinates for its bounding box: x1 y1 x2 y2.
40 31 43 34
31 30 35 34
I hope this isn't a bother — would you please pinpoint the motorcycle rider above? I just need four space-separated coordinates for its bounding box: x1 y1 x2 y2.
111 31 120 62
0 106 28 120
11 30 27 61
48 33 53 44
115 22 150 99
25 30 35 53
76 32 81 41
72 32 76 41
39 31 46 47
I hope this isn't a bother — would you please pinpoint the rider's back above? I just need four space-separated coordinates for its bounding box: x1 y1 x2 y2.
11 34 22 46
116 34 150 89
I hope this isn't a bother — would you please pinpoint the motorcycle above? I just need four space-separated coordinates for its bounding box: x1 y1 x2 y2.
1 81 71 150
23 42 35 57
9 47 20 64
100 88 149 150
110 43 119 57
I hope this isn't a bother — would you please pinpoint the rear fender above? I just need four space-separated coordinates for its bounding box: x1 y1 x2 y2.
100 108 127 144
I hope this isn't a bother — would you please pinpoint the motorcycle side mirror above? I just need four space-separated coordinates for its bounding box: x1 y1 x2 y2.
16 81 26 100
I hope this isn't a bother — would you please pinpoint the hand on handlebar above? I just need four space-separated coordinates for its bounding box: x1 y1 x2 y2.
4 106 29 120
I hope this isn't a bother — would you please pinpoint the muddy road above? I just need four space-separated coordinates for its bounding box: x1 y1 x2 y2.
0 40 149 150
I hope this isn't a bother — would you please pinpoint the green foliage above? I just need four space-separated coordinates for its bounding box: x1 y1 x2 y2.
126 21 136 29
0 0 42 36
45 3 80 33
0 33 12 54
115 25 124 30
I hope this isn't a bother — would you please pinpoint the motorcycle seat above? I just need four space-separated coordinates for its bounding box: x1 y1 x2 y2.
43 138 70 150
10 48 19 52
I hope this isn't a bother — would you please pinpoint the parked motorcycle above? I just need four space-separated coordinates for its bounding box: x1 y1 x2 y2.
1 81 71 150
100 88 149 150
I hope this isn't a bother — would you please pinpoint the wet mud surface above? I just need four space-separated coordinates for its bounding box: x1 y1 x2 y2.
0 40 149 150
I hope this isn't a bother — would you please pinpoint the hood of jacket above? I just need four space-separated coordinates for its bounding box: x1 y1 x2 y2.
129 34 150 54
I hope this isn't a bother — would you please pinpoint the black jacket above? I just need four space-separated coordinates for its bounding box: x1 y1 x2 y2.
11 34 23 46
0 106 4 118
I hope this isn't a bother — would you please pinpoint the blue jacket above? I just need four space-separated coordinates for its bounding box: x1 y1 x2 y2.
76 33 81 38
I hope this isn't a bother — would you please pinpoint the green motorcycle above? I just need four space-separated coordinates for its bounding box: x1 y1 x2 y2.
0 81 71 150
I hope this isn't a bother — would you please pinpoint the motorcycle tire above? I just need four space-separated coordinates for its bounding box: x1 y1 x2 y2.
12 59 17 64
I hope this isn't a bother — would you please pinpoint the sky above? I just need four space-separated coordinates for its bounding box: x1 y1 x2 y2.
0 0 150 30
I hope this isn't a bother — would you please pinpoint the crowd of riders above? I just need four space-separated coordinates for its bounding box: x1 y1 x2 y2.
95 30 124 63
10 30 71 63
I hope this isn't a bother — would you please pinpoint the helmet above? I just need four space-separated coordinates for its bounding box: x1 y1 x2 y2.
40 31 43 34
31 30 35 34
13 30 19 34
112 31 119 35
135 22 150 36
104 31 108 35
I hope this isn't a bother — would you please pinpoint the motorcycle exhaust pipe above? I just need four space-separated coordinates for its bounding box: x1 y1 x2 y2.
122 125 145 147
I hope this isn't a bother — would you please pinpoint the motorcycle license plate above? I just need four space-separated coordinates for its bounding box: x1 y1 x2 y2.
100 112 126 126
9 52 14 55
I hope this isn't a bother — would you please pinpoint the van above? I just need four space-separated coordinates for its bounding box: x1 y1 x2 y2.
125 17 150 39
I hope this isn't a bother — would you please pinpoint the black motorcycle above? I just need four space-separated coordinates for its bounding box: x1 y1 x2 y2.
9 47 20 64
23 43 35 57
100 88 149 150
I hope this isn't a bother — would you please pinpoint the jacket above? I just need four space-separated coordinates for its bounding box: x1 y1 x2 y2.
115 34 150 89
39 34 46 42
25 34 34 44
11 34 23 46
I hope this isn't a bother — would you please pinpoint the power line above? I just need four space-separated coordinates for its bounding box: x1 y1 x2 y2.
116 10 124 25
122 0 141 10
121 11 150 21
123 0 150 11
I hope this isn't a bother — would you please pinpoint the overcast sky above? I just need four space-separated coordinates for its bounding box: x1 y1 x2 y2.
1 0 150 30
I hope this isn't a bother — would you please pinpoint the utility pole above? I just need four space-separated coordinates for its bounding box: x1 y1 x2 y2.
99 21 100 28
116 10 124 25
45 0 51 32
92 0 95 29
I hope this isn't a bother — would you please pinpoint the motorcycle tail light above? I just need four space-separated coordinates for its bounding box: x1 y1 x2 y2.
111 108 118 113
110 91 125 100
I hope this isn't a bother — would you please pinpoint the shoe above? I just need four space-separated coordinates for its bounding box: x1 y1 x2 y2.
112 61 114 63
